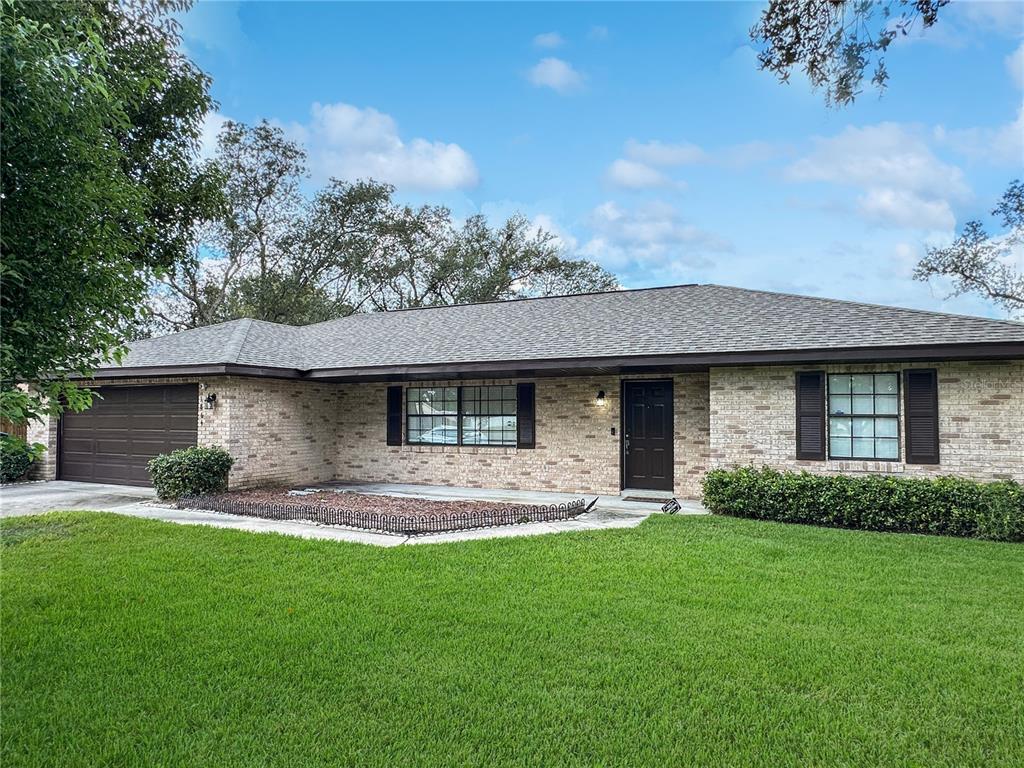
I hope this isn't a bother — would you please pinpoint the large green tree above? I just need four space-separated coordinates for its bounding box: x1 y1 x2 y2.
151 120 617 329
0 0 220 439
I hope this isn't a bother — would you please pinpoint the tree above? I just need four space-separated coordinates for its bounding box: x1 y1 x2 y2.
149 120 310 330
751 0 948 106
152 120 618 327
914 181 1024 318
0 0 220 445
150 123 396 329
432 214 617 306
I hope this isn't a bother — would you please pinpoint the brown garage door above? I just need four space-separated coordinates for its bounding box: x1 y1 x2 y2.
59 385 199 486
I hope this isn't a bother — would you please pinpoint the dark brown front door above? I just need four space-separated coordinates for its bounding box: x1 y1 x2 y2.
59 385 199 486
622 380 673 491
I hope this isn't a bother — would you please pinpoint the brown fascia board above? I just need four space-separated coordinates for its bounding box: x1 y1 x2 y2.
83 340 1024 383
305 341 1024 381
79 363 305 381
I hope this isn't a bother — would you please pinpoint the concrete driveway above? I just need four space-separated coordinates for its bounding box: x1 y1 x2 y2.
0 481 156 518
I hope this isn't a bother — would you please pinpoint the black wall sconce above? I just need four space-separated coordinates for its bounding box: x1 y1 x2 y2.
596 390 606 406
204 393 217 410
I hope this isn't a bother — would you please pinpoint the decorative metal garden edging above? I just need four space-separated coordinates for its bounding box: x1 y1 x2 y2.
177 495 595 536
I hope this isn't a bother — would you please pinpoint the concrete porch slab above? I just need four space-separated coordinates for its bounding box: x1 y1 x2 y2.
318 481 707 515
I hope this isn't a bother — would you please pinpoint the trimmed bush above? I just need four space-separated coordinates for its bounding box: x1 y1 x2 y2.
702 466 1023 542
148 446 234 500
0 437 34 484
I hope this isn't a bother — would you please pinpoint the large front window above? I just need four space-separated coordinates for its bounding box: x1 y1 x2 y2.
827 373 899 460
406 386 517 446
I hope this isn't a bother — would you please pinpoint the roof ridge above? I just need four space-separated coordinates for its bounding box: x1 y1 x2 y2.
301 283 702 330
703 284 1024 329
225 318 255 363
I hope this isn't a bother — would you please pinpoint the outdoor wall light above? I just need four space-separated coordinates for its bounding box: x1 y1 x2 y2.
204 393 217 410
596 390 606 406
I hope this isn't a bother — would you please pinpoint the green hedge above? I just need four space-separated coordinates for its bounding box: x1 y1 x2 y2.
148 446 234 500
702 466 1023 542
0 437 34 484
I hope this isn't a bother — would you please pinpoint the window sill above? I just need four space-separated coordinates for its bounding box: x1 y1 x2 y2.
402 444 518 455
822 459 907 473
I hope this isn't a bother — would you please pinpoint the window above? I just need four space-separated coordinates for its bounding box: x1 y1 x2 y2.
406 385 517 446
406 387 457 445
827 373 899 460
462 385 517 446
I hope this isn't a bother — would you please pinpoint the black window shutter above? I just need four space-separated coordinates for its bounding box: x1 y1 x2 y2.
516 383 535 449
904 369 939 464
795 371 826 460
386 386 402 446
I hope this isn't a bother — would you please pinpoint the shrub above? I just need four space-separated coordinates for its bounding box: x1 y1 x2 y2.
148 446 234 500
702 466 1023 542
0 436 34 484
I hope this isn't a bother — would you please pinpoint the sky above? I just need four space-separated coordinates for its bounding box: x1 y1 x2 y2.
179 1 1024 318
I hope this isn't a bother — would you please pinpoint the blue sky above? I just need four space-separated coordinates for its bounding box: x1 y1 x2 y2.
180 1 1023 317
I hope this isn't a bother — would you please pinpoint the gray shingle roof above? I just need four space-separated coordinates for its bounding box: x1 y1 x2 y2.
109 284 1024 373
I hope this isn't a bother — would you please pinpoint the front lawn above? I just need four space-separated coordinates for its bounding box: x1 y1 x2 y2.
2 513 1022 767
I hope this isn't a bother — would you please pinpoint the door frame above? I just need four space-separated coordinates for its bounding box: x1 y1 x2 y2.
619 378 674 492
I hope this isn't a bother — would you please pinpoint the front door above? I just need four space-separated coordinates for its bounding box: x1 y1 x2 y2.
622 380 674 491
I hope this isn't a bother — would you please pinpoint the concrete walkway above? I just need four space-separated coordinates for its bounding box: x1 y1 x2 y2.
0 480 155 518
1 480 706 546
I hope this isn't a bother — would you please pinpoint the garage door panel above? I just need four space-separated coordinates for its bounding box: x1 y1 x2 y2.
130 415 176 430
59 385 198 486
167 414 201 430
64 414 132 431
127 441 179 457
91 389 129 406
167 387 200 404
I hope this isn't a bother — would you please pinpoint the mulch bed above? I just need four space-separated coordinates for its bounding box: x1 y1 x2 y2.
210 488 531 516
177 487 591 535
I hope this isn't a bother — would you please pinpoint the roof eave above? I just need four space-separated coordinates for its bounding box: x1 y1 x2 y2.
82 340 1024 383
304 340 1024 382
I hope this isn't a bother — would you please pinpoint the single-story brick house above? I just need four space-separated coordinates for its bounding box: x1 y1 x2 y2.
27 284 1024 497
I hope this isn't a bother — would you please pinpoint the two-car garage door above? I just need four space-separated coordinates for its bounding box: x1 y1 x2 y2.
59 385 199 486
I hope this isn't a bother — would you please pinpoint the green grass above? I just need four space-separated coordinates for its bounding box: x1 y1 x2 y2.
2 512 1022 767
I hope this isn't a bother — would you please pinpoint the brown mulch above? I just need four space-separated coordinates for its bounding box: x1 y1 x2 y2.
208 488 542 517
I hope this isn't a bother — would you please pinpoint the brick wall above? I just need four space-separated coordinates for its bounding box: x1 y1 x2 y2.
198 376 339 488
709 360 1024 482
336 373 710 498
24 375 340 489
25 411 58 481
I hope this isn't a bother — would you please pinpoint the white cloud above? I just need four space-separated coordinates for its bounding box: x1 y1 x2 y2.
588 25 609 41
625 139 706 166
1007 41 1024 89
857 188 961 231
786 123 970 230
605 137 781 190
605 159 680 190
935 103 1024 166
955 1 1024 34
533 32 564 49
527 58 584 93
198 111 228 159
579 201 731 271
289 102 478 190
